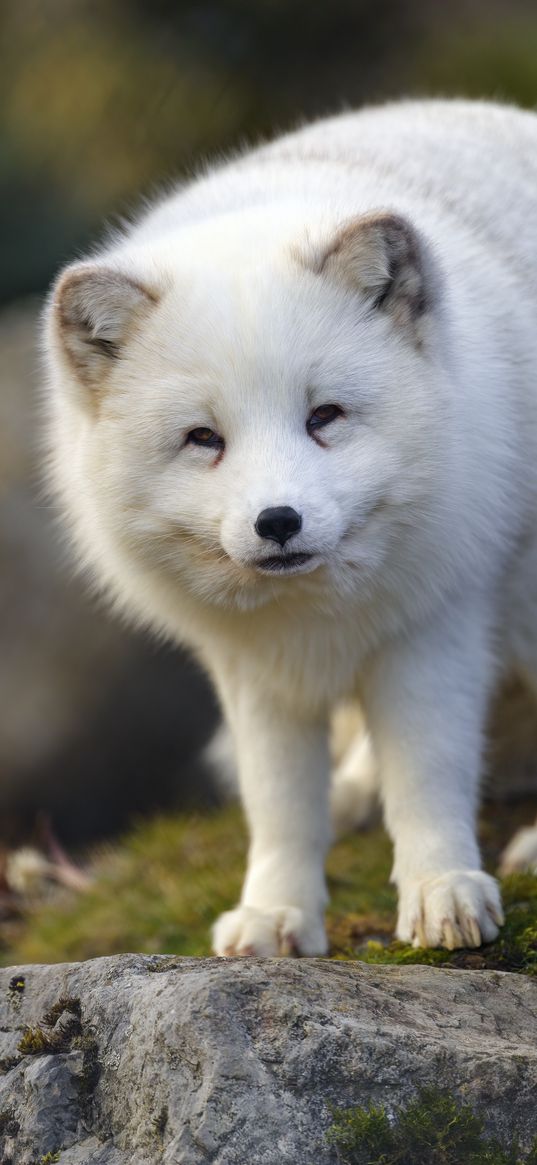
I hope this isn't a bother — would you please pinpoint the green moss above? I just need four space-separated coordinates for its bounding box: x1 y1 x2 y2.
18 1026 60 1056
0 802 535 974
38 1155 61 1164
15 992 100 1119
18 994 84 1059
17 1021 81 1056
487 873 537 974
8 976 25 996
41 996 81 1026
0 806 395 965
1 807 247 965
350 872 537 976
327 1087 537 1164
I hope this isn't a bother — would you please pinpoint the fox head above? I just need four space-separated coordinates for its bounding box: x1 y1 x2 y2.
44 206 451 625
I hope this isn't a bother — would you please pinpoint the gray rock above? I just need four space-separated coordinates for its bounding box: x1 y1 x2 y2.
0 955 535 1164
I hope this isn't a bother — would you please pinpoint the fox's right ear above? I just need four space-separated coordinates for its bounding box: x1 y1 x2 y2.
298 213 441 340
48 263 160 405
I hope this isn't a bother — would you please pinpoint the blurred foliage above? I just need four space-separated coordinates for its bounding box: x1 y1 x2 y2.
2 0 537 303
2 800 536 972
1 804 394 962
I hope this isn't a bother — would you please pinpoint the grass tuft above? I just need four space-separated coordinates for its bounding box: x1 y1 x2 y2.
327 1087 537 1164
352 871 537 975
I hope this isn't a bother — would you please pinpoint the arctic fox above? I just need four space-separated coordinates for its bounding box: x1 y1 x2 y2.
44 100 537 956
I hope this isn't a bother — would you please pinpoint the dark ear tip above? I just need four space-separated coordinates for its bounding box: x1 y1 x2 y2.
371 213 424 264
314 210 441 326
369 212 412 235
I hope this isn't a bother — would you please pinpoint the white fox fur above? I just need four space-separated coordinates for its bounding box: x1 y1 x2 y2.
43 100 537 955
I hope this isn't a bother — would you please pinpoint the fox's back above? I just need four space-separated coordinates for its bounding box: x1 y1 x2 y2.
138 100 537 298
264 100 537 282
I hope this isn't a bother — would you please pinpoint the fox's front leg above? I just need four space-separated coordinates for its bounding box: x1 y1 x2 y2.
362 598 504 950
211 677 331 957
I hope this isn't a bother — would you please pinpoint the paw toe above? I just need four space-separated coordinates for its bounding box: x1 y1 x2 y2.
399 870 503 951
212 904 326 957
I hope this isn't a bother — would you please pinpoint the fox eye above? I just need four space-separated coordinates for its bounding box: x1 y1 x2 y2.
186 427 224 450
307 403 344 434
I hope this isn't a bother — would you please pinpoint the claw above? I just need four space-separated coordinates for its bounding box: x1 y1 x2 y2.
415 919 427 949
489 903 505 927
280 933 299 957
443 920 459 950
467 917 482 948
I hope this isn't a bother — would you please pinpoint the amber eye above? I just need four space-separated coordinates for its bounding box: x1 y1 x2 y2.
186 427 224 450
307 403 344 434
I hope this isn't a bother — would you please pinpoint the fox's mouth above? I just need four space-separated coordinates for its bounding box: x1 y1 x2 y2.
253 552 319 576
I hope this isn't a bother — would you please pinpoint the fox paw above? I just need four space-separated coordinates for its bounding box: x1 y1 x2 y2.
212 904 327 957
500 824 537 874
397 870 504 950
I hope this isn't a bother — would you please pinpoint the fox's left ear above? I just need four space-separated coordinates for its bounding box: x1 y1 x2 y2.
50 263 160 398
313 212 440 331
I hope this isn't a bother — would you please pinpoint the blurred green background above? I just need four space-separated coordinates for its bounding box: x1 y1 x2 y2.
4 0 537 306
1 0 537 850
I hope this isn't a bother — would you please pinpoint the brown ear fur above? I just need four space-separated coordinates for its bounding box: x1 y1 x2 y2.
313 213 438 330
53 265 159 392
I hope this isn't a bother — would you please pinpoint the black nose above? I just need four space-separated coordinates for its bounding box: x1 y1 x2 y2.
255 506 302 547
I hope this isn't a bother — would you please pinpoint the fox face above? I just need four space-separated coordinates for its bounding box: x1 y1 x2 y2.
45 210 449 616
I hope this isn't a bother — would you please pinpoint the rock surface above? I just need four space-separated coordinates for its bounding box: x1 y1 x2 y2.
0 955 535 1164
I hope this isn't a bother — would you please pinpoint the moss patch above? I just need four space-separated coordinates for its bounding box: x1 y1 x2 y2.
1 807 246 965
16 992 100 1104
327 1087 537 1164
18 995 82 1056
41 995 81 1027
340 872 537 976
0 801 535 973
8 975 25 996
0 806 396 965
